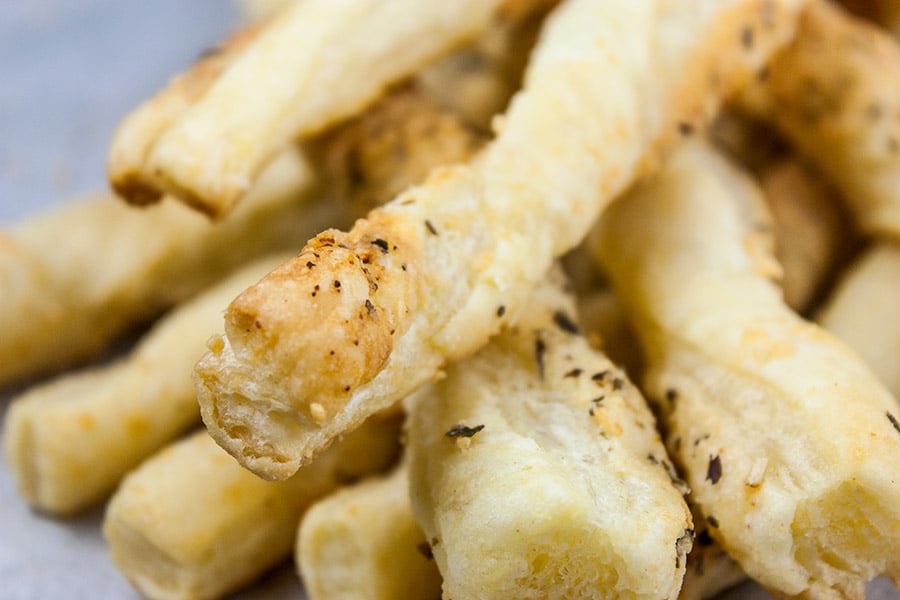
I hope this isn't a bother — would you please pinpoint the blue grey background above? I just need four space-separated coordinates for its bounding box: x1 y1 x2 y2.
0 1 237 222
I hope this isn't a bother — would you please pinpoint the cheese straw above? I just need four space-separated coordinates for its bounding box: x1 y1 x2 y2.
818 242 900 400
195 0 808 480
4 253 289 515
0 147 314 388
593 139 900 598
104 410 402 600
296 463 442 600
406 271 693 600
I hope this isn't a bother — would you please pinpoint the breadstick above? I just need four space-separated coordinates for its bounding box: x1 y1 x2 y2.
5 84 484 514
196 0 808 480
817 242 900 400
740 0 900 239
3 253 289 515
405 271 693 600
104 409 401 600
297 463 442 600
107 23 263 205
110 0 507 217
593 139 900 599
0 146 314 388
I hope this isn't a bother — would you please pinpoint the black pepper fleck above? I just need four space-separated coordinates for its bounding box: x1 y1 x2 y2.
445 424 485 438
706 455 723 484
592 370 609 382
888 411 900 435
425 220 438 235
666 388 678 403
707 515 719 528
612 377 624 390
365 299 376 317
552 310 580 334
535 336 546 380
497 305 506 317
306 261 315 269
372 238 389 252
564 368 583 378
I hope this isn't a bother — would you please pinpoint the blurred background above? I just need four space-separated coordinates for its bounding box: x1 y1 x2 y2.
0 0 239 222
0 3 306 599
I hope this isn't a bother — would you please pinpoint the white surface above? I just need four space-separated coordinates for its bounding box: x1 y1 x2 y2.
0 2 897 599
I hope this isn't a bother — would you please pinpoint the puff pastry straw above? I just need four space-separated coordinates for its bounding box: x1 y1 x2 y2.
195 0 809 480
818 242 900 400
296 463 442 600
108 0 508 217
3 254 289 515
0 147 314 388
4 84 483 515
405 272 693 600
593 139 900 599
104 411 401 600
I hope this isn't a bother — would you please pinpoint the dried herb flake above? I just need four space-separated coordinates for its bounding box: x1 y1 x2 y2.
888 411 900 435
445 424 485 438
552 310 580 334
535 337 546 380
706 455 723 484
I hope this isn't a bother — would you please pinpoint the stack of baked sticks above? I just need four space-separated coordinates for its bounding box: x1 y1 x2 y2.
3 1 900 598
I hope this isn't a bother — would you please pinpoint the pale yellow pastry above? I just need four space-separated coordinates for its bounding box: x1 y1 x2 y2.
405 271 693 600
104 410 402 600
195 0 808 480
818 242 900 400
593 139 900 599
297 463 442 600
0 146 314 388
109 0 507 217
3 253 289 515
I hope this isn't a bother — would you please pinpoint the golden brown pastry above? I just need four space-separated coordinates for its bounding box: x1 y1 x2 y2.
109 0 507 217
0 147 314 388
741 0 900 239
195 0 808 480
593 139 900 599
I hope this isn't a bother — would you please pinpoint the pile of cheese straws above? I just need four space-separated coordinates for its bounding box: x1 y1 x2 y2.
4 1 900 598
